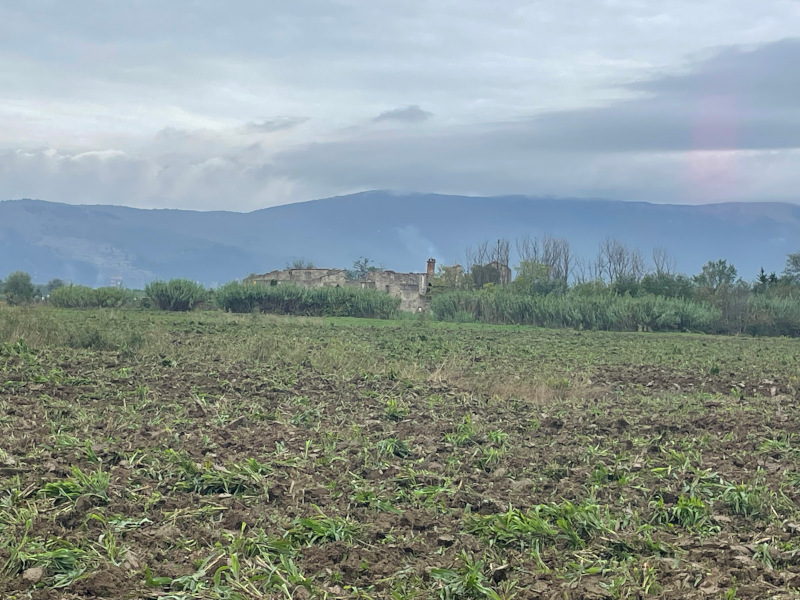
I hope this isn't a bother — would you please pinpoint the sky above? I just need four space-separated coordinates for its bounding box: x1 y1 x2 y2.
1 0 799 211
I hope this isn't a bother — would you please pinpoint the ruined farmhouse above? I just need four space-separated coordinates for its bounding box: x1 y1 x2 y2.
244 259 436 311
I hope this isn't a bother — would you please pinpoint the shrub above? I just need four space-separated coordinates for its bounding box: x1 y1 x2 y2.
50 284 95 308
145 279 206 311
93 286 135 308
215 281 399 319
50 285 135 308
744 295 800 337
430 289 720 332
3 271 36 305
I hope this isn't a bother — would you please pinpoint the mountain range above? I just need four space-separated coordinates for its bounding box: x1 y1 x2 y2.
1 191 799 288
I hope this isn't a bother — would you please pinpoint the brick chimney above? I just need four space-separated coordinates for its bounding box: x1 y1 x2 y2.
427 258 436 278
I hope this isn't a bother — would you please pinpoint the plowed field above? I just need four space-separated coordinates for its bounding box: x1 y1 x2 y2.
2 309 800 599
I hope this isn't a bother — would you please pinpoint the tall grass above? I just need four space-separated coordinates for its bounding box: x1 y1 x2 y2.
744 295 800 337
0 306 152 352
49 285 136 308
145 279 206 311
215 281 400 319
431 290 721 332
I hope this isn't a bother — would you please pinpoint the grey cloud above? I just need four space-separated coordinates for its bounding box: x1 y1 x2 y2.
240 118 309 134
516 38 800 152
374 106 433 123
4 1 800 150
268 39 800 202
2 2 800 210
632 39 800 110
278 38 800 162
4 38 800 211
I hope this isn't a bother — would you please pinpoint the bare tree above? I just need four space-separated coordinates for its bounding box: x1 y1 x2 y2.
464 240 489 272
597 237 646 283
515 234 573 283
573 255 602 284
465 239 511 268
465 238 511 285
462 247 475 275
516 234 541 264
541 235 572 283
652 247 676 277
560 240 572 283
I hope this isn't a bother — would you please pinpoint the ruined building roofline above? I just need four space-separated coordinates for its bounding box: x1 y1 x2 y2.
251 269 426 278
363 271 426 277
296 269 426 276
248 268 344 277
286 268 345 272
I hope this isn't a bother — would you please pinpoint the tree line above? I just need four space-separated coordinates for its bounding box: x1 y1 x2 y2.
427 236 800 335
443 235 800 294
3 237 800 335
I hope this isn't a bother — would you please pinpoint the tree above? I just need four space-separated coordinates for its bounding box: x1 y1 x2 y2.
345 257 382 280
4 271 35 305
465 239 511 286
640 272 694 299
516 234 572 283
694 260 746 333
47 278 66 293
652 247 677 277
465 239 510 271
437 265 467 289
783 252 800 284
472 264 502 288
694 259 737 292
511 260 566 295
572 255 603 284
286 258 315 270
596 238 646 284
753 267 779 295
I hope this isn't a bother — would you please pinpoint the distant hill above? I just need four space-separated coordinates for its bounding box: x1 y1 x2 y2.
1 191 799 287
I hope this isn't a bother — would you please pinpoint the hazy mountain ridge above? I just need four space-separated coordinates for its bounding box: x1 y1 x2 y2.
1 192 799 288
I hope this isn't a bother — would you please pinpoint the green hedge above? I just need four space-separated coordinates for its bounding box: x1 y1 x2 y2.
431 290 720 332
145 279 206 311
744 296 800 337
216 281 400 319
50 285 136 308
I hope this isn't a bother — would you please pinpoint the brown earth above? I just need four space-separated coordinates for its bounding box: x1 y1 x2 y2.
1 325 800 599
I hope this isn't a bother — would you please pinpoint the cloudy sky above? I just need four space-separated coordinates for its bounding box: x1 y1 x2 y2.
1 0 799 211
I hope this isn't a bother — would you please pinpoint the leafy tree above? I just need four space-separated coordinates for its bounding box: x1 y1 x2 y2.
345 257 381 280
438 265 467 289
692 261 749 333
4 271 36 305
694 259 737 292
511 260 566 295
784 252 800 284
47 278 66 293
471 264 501 288
640 272 695 299
610 276 644 297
